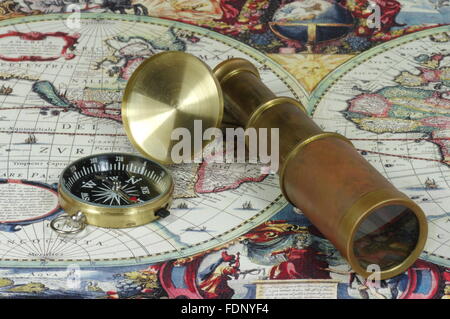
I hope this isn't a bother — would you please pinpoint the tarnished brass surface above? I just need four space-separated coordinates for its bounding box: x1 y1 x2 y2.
122 51 223 164
278 132 352 201
213 58 428 279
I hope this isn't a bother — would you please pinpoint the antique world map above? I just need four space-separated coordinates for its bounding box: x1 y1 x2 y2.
0 10 449 299
0 13 307 267
311 26 450 268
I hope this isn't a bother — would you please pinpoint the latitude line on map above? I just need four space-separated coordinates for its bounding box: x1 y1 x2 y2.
0 230 39 257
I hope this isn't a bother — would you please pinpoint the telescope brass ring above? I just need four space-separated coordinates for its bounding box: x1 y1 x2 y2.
213 58 261 84
279 132 353 204
341 188 428 280
245 96 307 131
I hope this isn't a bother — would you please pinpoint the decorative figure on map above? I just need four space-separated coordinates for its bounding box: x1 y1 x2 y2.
198 251 241 299
348 0 404 36
103 0 149 15
269 0 354 51
269 232 331 279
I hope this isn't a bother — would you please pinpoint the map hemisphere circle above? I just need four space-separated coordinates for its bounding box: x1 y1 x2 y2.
0 13 307 267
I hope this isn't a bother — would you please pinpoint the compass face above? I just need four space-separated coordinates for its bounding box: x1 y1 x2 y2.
60 153 172 207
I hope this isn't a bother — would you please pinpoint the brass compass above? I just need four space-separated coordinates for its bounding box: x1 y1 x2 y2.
51 153 173 233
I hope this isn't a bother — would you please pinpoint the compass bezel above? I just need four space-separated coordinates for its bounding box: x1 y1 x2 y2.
58 152 174 228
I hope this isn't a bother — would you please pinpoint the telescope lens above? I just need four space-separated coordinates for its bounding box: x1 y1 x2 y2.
353 205 420 272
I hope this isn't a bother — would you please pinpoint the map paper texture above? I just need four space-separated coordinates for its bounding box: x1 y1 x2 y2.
0 1 448 299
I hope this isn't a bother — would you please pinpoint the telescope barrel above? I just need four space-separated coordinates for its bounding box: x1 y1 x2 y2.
213 58 428 279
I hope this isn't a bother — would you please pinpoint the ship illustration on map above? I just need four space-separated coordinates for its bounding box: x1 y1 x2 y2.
425 178 439 190
176 202 188 209
242 201 254 210
0 13 300 291
0 84 12 95
24 134 37 145
13 134 40 145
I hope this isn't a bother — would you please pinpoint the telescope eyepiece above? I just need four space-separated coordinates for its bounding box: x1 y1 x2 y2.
353 205 420 272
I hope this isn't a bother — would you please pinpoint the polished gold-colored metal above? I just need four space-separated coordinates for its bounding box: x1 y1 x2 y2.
58 181 173 229
214 58 260 84
122 51 224 164
246 96 307 130
214 57 428 280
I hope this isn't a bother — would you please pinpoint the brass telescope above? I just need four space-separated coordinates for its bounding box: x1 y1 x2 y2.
213 58 428 280
122 52 427 280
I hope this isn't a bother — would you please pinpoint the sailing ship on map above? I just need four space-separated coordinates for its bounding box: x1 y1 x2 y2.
177 202 188 209
25 134 37 145
242 201 254 210
0 85 12 95
13 134 38 146
425 177 438 189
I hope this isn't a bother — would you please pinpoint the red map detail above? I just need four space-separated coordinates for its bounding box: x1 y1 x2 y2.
194 160 267 194
425 93 450 109
6 179 23 184
348 93 392 117
192 143 270 194
241 220 306 243
431 131 450 159
420 116 450 129
419 68 442 82
121 57 145 80
0 31 79 62
73 100 122 122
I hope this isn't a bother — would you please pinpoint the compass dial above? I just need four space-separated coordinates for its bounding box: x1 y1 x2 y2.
60 153 172 208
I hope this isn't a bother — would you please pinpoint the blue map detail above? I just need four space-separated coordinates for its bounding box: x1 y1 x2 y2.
32 81 71 107
414 270 433 294
153 221 186 246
